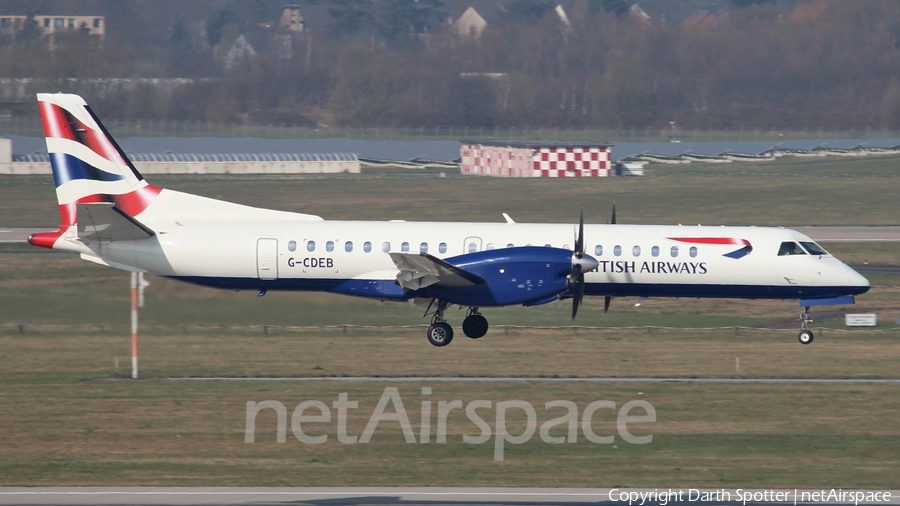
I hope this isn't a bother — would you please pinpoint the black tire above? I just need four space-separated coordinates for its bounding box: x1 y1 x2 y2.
427 322 454 347
798 330 814 345
462 314 489 339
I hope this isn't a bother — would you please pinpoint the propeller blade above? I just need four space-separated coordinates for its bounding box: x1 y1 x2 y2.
572 273 585 320
611 202 616 225
604 295 611 313
574 209 584 258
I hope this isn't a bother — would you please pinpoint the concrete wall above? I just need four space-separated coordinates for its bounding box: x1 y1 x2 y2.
0 138 10 164
0 160 360 175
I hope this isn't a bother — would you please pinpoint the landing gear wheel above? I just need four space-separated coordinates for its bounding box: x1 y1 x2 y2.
798 330 814 345
427 322 454 347
462 314 489 339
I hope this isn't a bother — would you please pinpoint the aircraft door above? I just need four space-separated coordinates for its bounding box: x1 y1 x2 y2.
257 238 278 280
464 236 483 254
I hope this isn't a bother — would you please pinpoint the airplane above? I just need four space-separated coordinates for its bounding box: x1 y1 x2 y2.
28 93 870 347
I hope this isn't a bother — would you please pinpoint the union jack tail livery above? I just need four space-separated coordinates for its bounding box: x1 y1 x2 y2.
30 93 161 248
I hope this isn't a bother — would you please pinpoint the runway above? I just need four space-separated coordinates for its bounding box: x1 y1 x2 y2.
3 227 900 243
145 377 900 384
0 488 896 506
0 228 47 243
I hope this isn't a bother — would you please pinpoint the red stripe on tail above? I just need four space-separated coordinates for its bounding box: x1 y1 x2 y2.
113 185 162 217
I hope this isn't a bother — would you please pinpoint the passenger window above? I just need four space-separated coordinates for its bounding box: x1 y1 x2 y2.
345 241 353 252
563 244 570 250
689 246 698 258
382 242 391 253
307 240 316 252
800 241 828 255
778 242 806 256
614 245 622 256
288 240 297 252
401 242 410 252
651 246 659 257
544 244 551 248
507 243 514 248
364 241 372 253
420 242 428 253
486 243 495 250
670 246 679 257
439 242 447 254
326 241 335 252
468 243 477 253
594 245 603 256
633 245 641 257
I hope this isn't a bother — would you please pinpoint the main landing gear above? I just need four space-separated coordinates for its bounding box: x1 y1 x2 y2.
798 305 814 345
424 300 489 346
426 300 454 347
462 308 489 339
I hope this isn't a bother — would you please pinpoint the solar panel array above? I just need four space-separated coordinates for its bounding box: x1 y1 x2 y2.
12 152 358 163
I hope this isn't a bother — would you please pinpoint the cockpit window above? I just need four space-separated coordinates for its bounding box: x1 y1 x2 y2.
800 241 828 256
778 241 806 256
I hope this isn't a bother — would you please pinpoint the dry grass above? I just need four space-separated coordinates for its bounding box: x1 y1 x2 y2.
0 335 898 487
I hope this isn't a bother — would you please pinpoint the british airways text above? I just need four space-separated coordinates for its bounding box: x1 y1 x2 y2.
597 261 708 274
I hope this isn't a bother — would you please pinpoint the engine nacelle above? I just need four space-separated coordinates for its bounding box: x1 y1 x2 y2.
425 246 574 307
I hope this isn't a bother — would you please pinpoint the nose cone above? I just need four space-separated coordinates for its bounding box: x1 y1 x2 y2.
845 264 870 295
574 253 599 273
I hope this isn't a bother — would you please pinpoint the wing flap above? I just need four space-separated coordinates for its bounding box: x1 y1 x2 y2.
77 202 155 242
389 252 484 291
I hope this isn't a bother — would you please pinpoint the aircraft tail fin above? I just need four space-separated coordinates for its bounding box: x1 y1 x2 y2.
36 93 161 229
30 93 162 249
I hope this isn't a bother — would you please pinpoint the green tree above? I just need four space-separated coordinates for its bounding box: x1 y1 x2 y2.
731 0 777 8
329 0 374 35
376 0 444 41
16 13 42 46
506 0 556 19
206 8 237 46
590 0 630 17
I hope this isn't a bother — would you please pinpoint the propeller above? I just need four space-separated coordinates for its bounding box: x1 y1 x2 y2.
570 210 598 320
605 203 616 312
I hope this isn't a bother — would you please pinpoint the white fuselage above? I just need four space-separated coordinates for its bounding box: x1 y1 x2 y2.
57 189 869 304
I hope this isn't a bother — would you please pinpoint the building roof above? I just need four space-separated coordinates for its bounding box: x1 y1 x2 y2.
461 140 613 149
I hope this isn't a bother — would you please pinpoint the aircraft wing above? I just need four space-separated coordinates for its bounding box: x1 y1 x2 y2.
389 252 485 291
77 203 155 242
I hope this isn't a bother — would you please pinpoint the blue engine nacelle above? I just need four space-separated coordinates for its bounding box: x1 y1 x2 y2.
424 246 574 307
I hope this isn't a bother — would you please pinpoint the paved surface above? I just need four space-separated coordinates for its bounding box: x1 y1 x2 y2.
132 377 900 384
4 227 900 244
0 488 896 506
791 226 900 242
0 228 46 243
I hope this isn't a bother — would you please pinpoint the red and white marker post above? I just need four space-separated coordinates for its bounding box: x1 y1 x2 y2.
130 272 139 379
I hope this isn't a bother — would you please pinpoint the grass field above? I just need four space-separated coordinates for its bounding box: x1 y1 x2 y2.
1 328 899 487
1 156 899 487
2 155 900 228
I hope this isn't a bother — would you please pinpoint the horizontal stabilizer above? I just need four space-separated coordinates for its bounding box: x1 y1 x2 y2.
77 203 155 242
389 252 485 291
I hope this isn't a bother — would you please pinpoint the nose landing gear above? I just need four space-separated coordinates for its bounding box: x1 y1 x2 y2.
798 305 814 345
